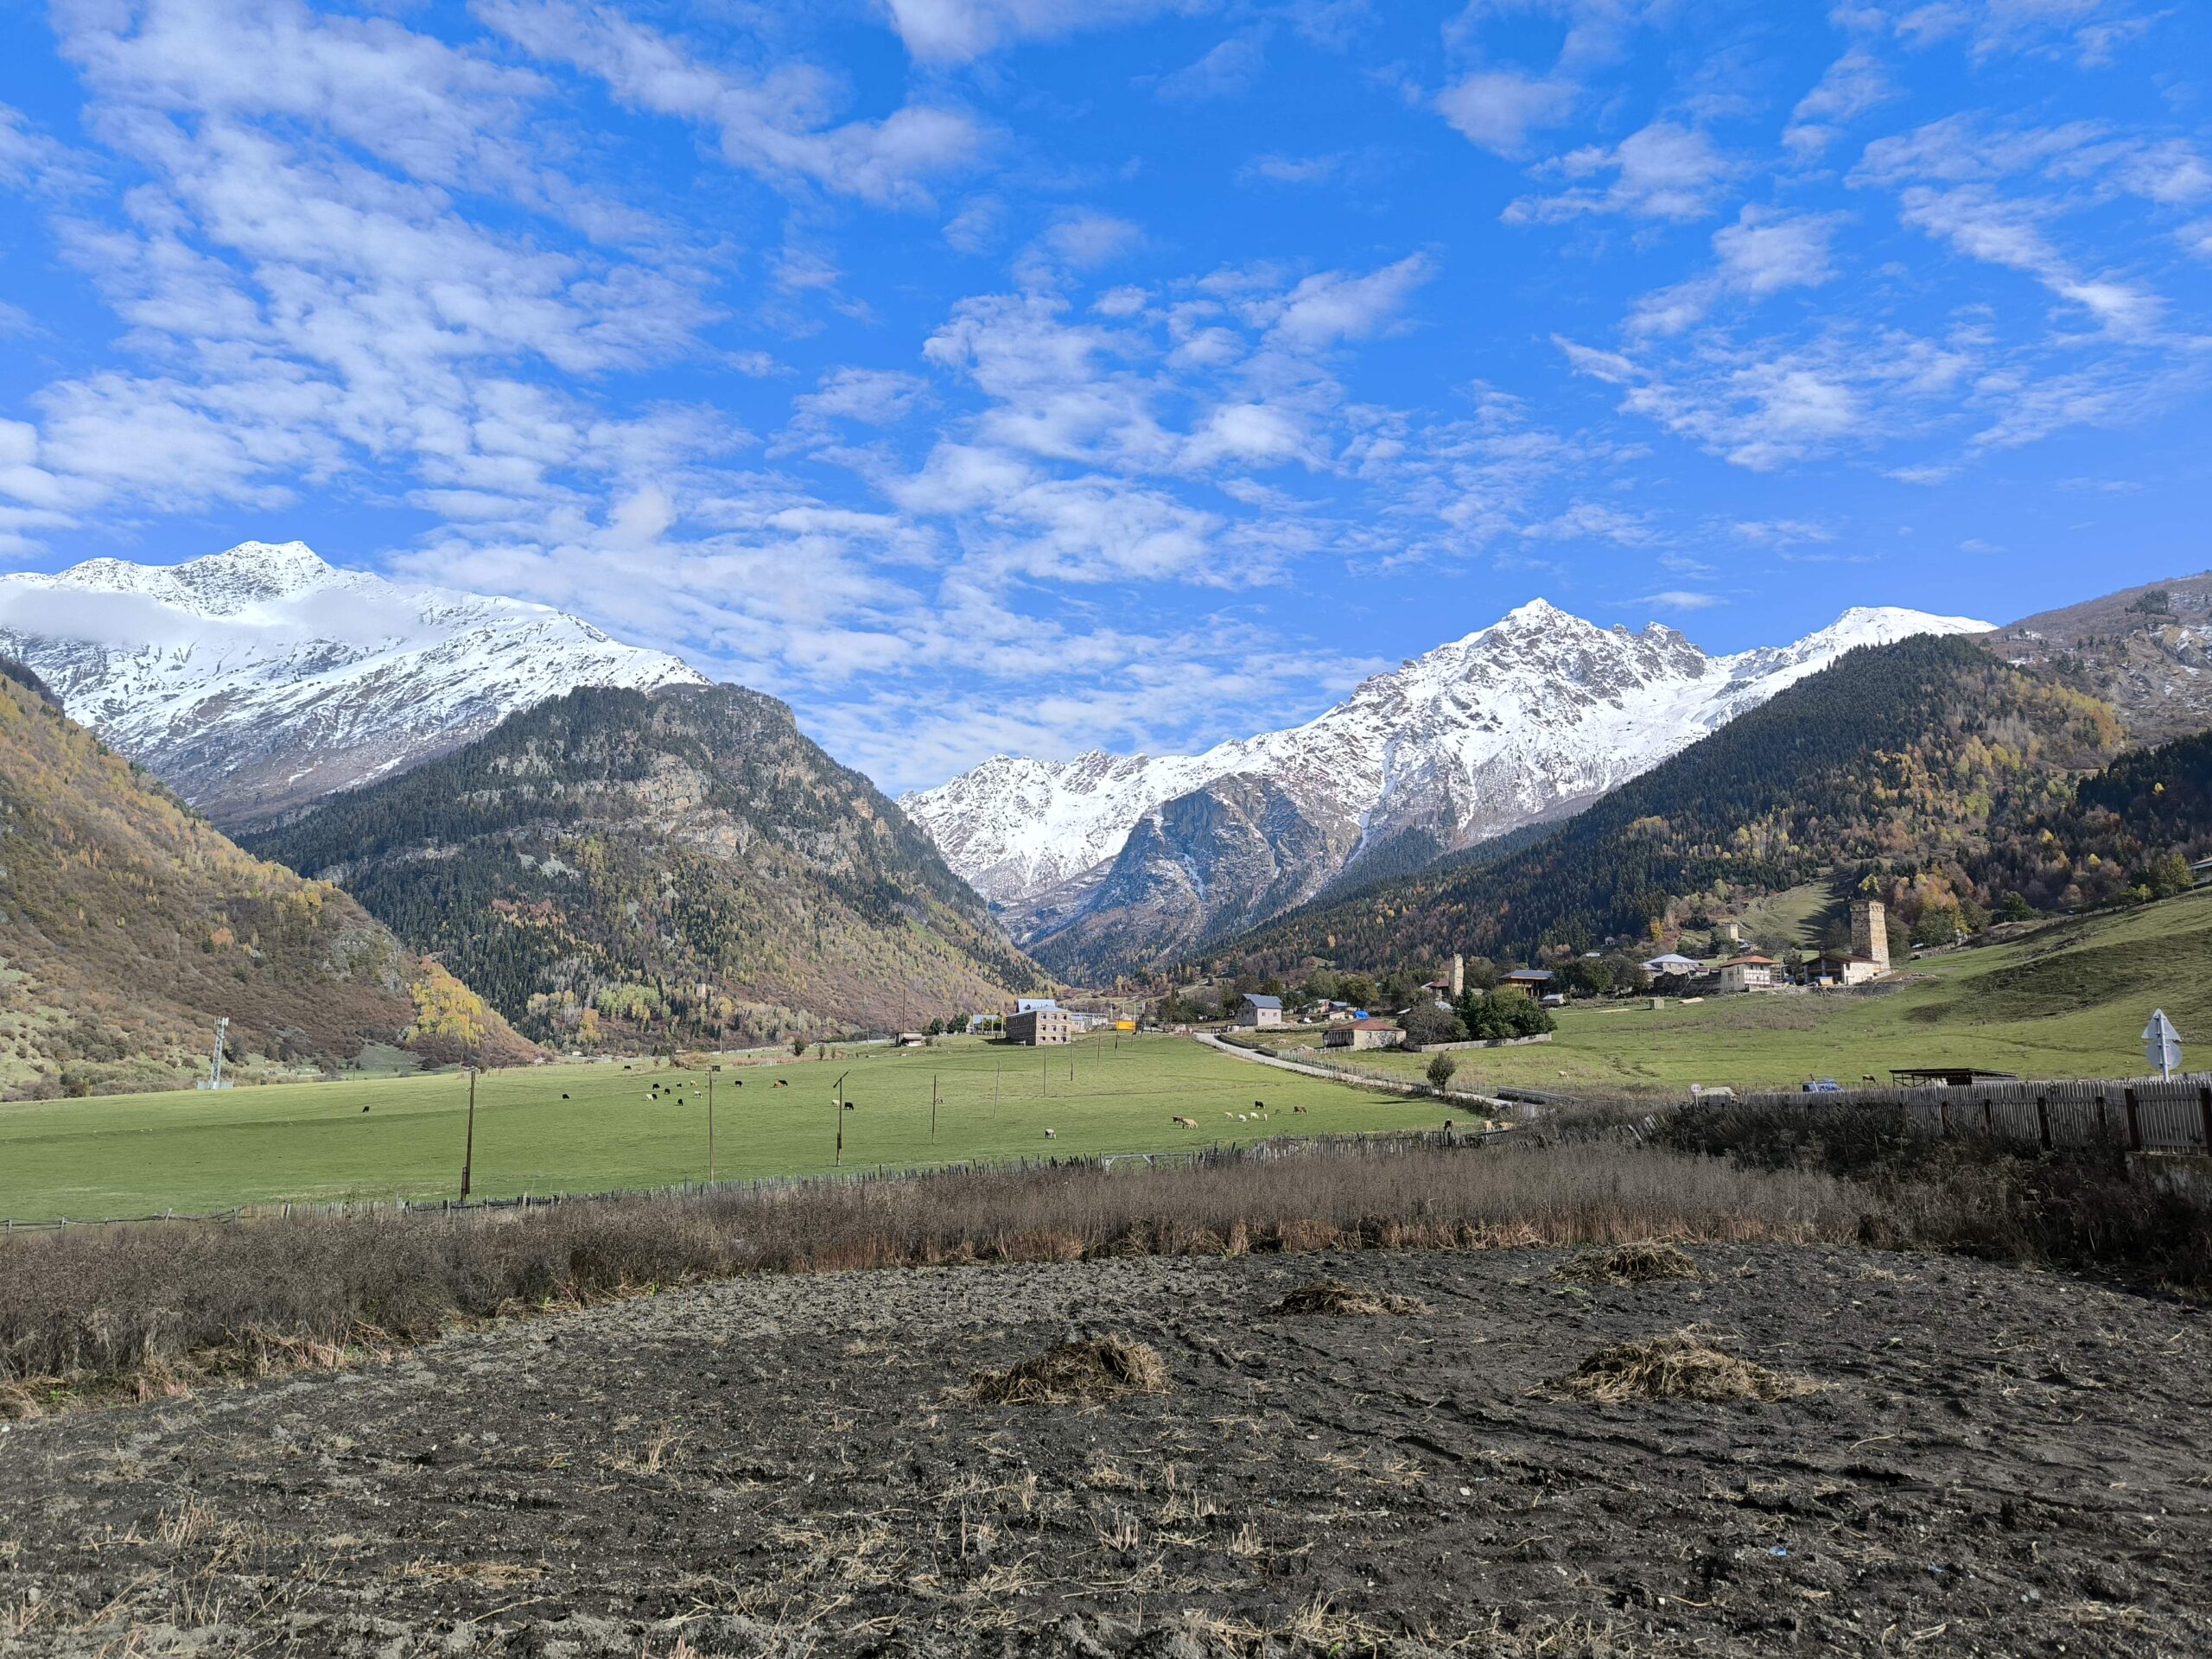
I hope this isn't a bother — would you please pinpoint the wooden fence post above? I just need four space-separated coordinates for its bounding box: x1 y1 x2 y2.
2036 1094 2051 1152
2198 1084 2212 1154
2124 1087 2143 1154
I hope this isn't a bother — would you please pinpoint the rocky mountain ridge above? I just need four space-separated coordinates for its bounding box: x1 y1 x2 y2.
0 541 708 828
903 601 1993 979
241 684 1045 1046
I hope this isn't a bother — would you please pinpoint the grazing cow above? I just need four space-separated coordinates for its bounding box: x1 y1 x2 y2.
1254 1100 1265 1111
561 1093 569 1099
775 1079 788 1087
842 1101 855 1111
1861 1074 1877 1084
1292 1104 1306 1115
361 1104 369 1114
1173 1116 1198 1128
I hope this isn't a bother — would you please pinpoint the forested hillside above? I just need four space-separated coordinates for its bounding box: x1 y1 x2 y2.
1223 636 2126 972
244 684 1044 1047
0 676 531 1098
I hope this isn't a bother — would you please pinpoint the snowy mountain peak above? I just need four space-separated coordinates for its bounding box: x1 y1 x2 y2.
0 541 709 825
902 598 1995 961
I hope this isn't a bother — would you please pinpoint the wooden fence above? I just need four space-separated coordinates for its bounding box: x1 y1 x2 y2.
1727 1076 2212 1155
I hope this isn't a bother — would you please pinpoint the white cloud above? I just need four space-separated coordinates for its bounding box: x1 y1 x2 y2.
1732 518 1836 546
1783 48 1894 157
1628 207 1840 336
1154 33 1267 104
477 2 986 208
1435 70 1578 158
1237 153 1349 187
1637 588 1721 610
1890 0 2157 66
1503 123 1733 224
879 0 1189 63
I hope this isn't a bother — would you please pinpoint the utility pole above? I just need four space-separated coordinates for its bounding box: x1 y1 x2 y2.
461 1065 477 1200
931 1073 939 1141
993 1063 1001 1118
833 1071 849 1166
707 1066 716 1185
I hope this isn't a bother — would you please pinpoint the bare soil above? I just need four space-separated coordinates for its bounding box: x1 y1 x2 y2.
1 1245 2207 1657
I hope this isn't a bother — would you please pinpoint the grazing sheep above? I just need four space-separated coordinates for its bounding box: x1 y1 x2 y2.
1254 1100 1265 1110
775 1079 788 1087
1861 1074 1877 1084
1044 1128 1056 1140
1236 1113 1249 1122
1292 1104 1306 1115
842 1101 855 1111
1173 1115 1198 1128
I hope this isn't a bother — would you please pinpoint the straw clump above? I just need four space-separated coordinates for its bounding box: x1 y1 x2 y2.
1560 1241 1701 1286
966 1337 1169 1406
1268 1278 1429 1317
1548 1331 1818 1404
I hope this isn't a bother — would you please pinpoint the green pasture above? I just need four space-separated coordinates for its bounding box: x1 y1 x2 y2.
1283 886 2212 1098
0 1033 1452 1221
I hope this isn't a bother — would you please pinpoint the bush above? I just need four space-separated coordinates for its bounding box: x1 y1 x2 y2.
1425 1052 1458 1092
1399 1000 1465 1047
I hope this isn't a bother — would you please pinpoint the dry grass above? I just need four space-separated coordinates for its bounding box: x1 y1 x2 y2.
0 1138 1870 1411
1559 1241 1701 1286
963 1337 1169 1406
1268 1278 1429 1317
1547 1330 1820 1404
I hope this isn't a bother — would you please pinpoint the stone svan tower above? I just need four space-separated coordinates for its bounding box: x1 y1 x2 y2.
1851 899 1891 973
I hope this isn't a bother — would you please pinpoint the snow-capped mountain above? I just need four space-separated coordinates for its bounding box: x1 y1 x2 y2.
903 600 1993 975
0 541 707 826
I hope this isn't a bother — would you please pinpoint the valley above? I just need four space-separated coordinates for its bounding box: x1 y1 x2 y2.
0 1034 1459 1221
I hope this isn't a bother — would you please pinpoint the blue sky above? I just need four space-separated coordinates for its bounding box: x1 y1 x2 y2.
1 0 2208 791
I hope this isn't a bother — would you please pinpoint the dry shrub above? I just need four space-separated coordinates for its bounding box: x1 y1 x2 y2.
1548 1330 1818 1404
964 1337 1168 1406
1268 1279 1428 1317
1560 1241 1700 1285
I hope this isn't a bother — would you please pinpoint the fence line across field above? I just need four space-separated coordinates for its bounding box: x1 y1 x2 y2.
1723 1074 2212 1154
0 1122 1510 1235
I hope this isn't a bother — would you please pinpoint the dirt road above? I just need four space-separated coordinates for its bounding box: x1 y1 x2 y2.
2 1245 2206 1656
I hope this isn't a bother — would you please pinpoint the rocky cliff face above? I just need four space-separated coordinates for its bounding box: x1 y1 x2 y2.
0 541 707 828
1986 573 2212 747
904 601 1992 979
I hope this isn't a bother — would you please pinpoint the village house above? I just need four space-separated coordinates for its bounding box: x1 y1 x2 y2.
1503 969 1554 997
1236 993 1284 1028
1005 1006 1072 1046
1641 951 1703 976
1716 955 1782 993
1325 1017 1403 1051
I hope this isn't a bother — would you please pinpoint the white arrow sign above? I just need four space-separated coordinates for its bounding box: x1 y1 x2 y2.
2143 1008 2183 1081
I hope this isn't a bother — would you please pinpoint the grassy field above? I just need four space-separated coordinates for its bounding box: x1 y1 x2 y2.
1280 886 2212 1097
0 1033 1455 1221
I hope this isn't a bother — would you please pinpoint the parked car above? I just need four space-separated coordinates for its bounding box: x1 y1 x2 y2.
1802 1077 1843 1093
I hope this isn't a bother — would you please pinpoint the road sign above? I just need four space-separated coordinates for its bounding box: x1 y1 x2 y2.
2142 1008 2183 1081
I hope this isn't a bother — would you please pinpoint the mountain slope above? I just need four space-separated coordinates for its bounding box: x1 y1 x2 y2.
1224 636 2125 973
906 601 1990 981
0 541 708 828
242 684 1046 1046
0 671 533 1098
1985 572 2212 746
